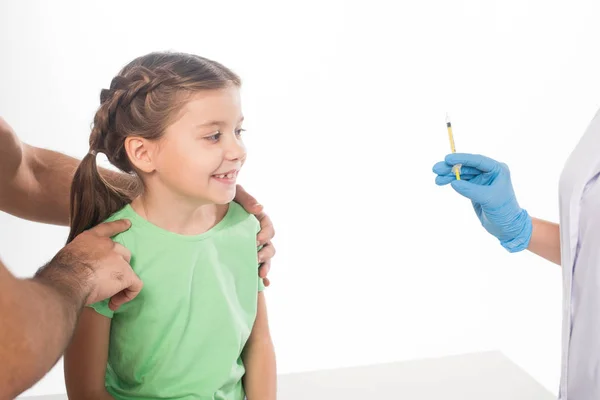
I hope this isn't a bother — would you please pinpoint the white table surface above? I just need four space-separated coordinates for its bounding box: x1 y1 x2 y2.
277 351 555 399
21 351 556 400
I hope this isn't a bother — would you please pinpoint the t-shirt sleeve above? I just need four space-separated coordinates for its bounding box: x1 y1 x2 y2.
88 298 115 318
257 255 266 293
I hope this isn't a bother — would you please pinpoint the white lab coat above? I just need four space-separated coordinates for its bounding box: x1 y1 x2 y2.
558 108 600 399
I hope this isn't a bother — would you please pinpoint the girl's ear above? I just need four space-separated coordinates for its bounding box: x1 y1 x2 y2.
124 137 157 173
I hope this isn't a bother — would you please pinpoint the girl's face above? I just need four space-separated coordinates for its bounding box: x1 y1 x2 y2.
136 86 247 205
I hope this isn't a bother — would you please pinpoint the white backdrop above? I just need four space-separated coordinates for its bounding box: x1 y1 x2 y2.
2 0 600 396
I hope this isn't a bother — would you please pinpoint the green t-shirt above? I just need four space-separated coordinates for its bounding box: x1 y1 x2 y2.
88 201 264 400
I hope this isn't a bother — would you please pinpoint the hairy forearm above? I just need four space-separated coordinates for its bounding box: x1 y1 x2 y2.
0 260 88 399
242 339 277 400
0 142 138 226
1 144 78 225
19 145 138 225
527 217 561 266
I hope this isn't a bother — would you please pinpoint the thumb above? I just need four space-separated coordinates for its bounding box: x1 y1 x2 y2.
108 289 134 311
92 219 132 238
450 180 488 203
108 276 143 311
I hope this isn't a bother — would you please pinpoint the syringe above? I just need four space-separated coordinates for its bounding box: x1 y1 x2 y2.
446 113 461 180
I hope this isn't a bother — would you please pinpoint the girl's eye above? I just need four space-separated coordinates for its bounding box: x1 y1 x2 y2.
205 129 245 141
206 132 222 141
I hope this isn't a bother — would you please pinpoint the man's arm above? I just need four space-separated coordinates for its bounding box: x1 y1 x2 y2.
0 117 138 226
0 220 142 400
0 259 86 400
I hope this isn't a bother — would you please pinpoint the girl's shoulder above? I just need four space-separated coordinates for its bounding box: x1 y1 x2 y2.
224 201 260 234
103 203 133 223
101 203 136 244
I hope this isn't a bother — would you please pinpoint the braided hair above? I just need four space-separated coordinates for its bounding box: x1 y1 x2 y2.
67 52 241 243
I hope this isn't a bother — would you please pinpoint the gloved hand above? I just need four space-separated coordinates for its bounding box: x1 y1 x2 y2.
432 153 532 253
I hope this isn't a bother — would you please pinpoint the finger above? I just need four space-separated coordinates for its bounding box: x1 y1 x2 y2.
444 153 501 173
91 219 132 238
433 162 483 177
450 179 490 203
234 185 263 215
113 243 132 263
258 260 271 278
435 165 483 176
435 174 478 185
108 291 127 311
432 161 452 175
258 241 276 264
109 274 143 311
263 277 271 287
256 214 275 245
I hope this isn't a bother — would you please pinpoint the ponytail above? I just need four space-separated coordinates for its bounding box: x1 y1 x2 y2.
67 151 132 243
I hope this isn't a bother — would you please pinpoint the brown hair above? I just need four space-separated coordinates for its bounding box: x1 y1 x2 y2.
67 52 241 243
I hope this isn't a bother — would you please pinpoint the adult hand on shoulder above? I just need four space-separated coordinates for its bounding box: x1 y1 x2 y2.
36 219 143 311
432 153 532 252
234 185 276 287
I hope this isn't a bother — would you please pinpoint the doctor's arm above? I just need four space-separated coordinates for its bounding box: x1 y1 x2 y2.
242 292 277 400
527 218 561 265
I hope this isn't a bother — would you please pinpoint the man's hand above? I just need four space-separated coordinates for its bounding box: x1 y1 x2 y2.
234 185 276 287
36 219 143 311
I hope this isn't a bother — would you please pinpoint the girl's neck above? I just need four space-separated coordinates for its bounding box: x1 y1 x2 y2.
130 185 227 236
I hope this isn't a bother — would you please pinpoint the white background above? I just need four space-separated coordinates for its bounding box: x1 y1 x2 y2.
2 0 600 397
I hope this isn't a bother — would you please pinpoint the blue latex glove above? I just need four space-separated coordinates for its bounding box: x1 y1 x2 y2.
432 153 532 253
